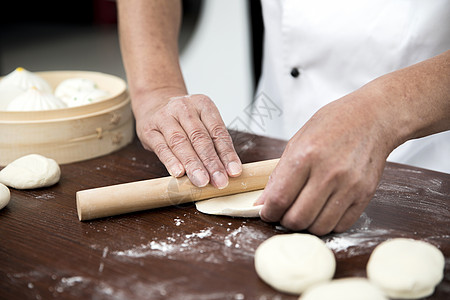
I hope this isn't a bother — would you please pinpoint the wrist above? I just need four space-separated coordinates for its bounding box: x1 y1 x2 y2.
338 78 404 159
130 85 188 117
366 76 409 153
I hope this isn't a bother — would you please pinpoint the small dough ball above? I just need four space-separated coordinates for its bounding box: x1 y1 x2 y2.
0 183 10 210
0 154 61 189
0 67 52 94
54 78 98 101
7 87 67 111
62 89 109 107
367 238 445 299
55 78 109 107
195 190 263 217
0 84 23 110
299 278 387 300
255 233 336 295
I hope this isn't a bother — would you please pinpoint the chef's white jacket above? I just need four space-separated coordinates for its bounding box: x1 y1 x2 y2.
251 0 450 173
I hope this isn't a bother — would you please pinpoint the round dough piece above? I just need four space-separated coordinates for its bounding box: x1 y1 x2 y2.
7 87 67 111
0 83 23 110
0 67 52 94
54 77 98 101
367 238 445 299
254 233 336 295
0 154 61 189
0 183 10 210
195 190 263 217
300 278 387 300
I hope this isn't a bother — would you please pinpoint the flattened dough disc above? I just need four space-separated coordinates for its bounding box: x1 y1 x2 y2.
195 189 263 217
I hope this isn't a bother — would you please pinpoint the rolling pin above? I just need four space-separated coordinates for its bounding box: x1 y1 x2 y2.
76 158 279 221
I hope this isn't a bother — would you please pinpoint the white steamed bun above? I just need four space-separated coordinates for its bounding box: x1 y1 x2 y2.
7 87 67 111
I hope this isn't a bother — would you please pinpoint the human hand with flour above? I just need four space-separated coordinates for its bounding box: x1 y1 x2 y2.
118 0 242 189
256 51 450 235
132 89 242 189
256 87 389 235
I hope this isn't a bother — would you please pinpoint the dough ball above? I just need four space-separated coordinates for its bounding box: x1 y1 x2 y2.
0 183 10 210
62 89 109 107
54 77 98 101
254 233 336 295
0 67 52 94
195 189 263 217
0 83 23 110
7 87 67 111
0 154 61 189
367 238 445 299
299 278 387 300
55 78 109 107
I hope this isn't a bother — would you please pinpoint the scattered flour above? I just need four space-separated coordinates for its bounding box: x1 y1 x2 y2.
174 217 184 226
8 270 124 299
98 263 105 273
54 275 126 299
324 213 392 257
112 227 215 259
59 276 85 288
98 246 109 273
35 193 56 200
186 228 213 239
102 246 109 258
111 224 272 264
325 229 390 257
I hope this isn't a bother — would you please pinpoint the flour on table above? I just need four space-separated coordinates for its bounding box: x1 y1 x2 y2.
110 224 272 264
0 154 60 189
195 190 263 217
325 228 391 257
112 227 215 259
324 212 392 258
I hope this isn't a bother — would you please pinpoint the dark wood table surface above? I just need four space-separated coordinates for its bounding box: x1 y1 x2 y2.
1 132 449 300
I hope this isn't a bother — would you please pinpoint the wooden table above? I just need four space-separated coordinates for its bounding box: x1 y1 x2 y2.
1 133 449 300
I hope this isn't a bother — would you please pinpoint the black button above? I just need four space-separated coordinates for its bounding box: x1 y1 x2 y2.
290 67 300 78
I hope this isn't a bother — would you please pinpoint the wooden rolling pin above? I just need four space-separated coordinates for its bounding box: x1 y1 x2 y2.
76 158 279 221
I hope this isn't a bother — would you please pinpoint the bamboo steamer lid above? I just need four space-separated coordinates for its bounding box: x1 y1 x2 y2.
0 71 134 166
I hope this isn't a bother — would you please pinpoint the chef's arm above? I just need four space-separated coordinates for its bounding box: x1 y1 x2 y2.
117 0 242 189
117 0 186 104
256 50 450 235
377 50 450 147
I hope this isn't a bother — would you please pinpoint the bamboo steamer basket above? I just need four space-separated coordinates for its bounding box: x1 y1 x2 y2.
0 71 134 166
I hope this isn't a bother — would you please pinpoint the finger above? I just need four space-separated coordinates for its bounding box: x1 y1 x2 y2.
183 122 229 189
309 176 375 234
158 116 210 188
196 97 242 177
334 202 368 233
175 103 230 189
258 155 310 223
144 129 185 177
306 192 353 236
279 174 335 232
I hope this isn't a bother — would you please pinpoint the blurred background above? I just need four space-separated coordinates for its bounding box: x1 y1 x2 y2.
0 0 263 126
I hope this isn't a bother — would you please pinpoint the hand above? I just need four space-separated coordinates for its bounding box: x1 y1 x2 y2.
133 89 242 189
255 86 394 235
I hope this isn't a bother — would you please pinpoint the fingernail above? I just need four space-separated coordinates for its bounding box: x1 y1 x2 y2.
170 164 184 177
227 161 242 176
254 195 264 206
191 169 209 187
212 171 228 189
